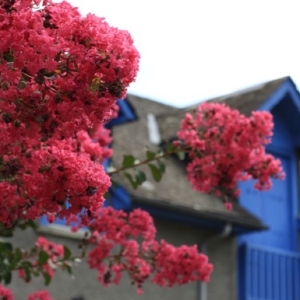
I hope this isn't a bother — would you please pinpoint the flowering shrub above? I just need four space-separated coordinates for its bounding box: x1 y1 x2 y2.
87 208 213 292
0 0 139 227
0 0 284 298
0 286 54 300
177 102 284 204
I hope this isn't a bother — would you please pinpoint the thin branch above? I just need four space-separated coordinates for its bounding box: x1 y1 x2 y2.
107 148 187 175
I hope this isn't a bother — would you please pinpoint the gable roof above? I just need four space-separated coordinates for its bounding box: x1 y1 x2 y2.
111 77 294 233
158 76 290 142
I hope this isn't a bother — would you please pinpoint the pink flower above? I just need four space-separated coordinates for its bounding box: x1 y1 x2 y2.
87 208 213 291
225 202 233 210
0 0 139 227
28 290 53 300
177 102 284 207
0 284 14 300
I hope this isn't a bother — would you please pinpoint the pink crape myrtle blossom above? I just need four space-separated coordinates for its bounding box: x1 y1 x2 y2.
0 286 53 300
17 236 65 282
28 290 53 300
87 207 213 292
0 0 139 226
0 284 14 300
177 102 284 205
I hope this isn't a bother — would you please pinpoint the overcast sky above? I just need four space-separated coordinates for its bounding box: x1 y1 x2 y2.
67 0 300 107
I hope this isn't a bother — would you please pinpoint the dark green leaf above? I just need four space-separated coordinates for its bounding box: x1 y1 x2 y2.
43 272 51 286
166 142 175 152
0 227 14 237
63 263 73 275
89 79 101 92
148 164 162 182
157 160 166 174
122 155 135 168
146 151 156 160
14 248 23 263
30 246 38 256
18 219 38 230
3 269 12 285
111 179 118 189
21 262 32 282
3 54 14 62
135 170 146 185
103 190 110 199
21 261 32 268
124 172 138 189
0 242 13 253
38 251 49 265
63 246 72 260
17 81 26 89
44 71 55 77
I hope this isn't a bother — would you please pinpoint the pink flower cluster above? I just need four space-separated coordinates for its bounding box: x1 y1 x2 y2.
0 0 139 226
87 207 213 291
28 290 53 300
0 284 14 300
18 237 64 281
34 237 64 278
0 285 53 300
177 102 284 203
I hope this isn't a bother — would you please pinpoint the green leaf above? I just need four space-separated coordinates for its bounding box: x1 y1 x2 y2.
3 54 14 62
111 178 119 189
32 271 40 277
122 155 135 168
43 71 55 77
89 78 101 92
103 190 110 199
135 170 146 185
43 272 51 286
3 269 12 285
21 261 32 268
157 160 166 174
17 81 26 89
0 227 14 237
18 219 38 230
63 246 72 260
38 251 49 265
63 263 73 275
0 242 13 253
28 219 38 230
14 248 23 263
21 261 32 282
148 164 162 182
166 142 175 152
124 172 138 189
146 150 156 160
177 151 186 160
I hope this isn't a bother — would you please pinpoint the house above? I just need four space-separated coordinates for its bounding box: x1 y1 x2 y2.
111 76 300 300
6 76 299 300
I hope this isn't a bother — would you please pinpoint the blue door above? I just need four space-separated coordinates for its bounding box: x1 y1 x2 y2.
239 152 295 251
239 151 299 300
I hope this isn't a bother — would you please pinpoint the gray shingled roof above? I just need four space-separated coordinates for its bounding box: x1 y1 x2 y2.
111 77 291 232
158 76 290 142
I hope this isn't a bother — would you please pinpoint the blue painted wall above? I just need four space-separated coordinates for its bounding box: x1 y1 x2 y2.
239 100 298 251
238 81 300 299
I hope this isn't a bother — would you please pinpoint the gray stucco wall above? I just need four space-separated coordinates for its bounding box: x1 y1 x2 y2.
4 218 237 300
206 236 237 300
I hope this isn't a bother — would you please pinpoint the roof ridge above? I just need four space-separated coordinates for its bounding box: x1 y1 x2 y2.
186 76 290 110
